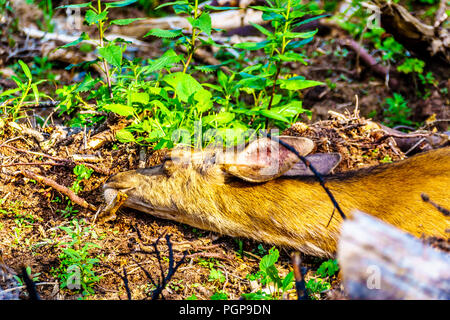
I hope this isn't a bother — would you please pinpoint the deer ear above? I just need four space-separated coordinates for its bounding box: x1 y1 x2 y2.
222 136 314 182
283 153 342 177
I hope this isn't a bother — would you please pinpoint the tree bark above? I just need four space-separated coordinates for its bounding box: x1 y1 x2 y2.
338 211 450 300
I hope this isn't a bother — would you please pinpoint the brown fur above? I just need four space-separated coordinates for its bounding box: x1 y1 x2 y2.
103 147 450 258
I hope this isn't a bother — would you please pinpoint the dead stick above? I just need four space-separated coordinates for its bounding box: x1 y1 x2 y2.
0 144 64 162
375 132 431 143
20 170 97 211
292 252 308 300
339 38 399 88
0 162 66 168
0 144 108 175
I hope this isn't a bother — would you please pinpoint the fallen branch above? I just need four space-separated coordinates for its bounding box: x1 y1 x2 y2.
338 211 450 299
0 144 109 175
0 162 65 168
109 9 264 39
377 1 450 63
339 38 398 89
291 252 308 300
20 170 97 212
374 124 449 154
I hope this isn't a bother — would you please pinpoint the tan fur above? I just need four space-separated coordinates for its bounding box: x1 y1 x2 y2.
103 147 450 258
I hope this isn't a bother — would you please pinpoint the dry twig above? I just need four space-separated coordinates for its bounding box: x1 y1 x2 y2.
20 170 97 211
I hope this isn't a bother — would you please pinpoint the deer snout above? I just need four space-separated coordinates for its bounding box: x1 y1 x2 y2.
103 171 139 201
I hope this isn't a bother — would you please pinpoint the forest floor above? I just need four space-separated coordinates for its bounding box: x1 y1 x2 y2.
0 1 449 300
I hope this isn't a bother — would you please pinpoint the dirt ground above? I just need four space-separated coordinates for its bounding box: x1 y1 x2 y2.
0 2 449 301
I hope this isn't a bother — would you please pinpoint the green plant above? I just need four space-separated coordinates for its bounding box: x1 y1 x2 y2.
53 0 323 150
13 266 41 286
71 164 94 194
55 0 145 105
208 268 225 284
397 58 425 74
305 277 331 299
54 164 94 218
383 93 413 127
30 56 56 81
0 59 48 120
380 155 393 163
418 71 437 86
306 259 339 300
210 290 228 300
52 219 101 297
232 0 324 127
27 0 55 32
242 247 294 300
57 203 80 218
316 259 339 278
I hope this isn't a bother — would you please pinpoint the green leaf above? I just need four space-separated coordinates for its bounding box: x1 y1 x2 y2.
202 83 222 92
163 72 202 102
31 84 39 103
262 11 284 21
265 264 282 287
285 37 314 50
194 89 212 113
258 110 290 123
259 247 279 272
59 32 88 49
241 64 264 74
105 0 137 8
0 87 21 97
56 3 91 9
74 74 99 93
290 10 325 19
282 271 294 291
202 112 235 125
292 14 329 27
144 28 183 38
11 75 23 87
236 74 268 90
233 40 271 51
397 58 425 74
85 9 108 25
130 92 149 104
204 5 239 10
188 13 212 36
102 103 135 117
210 291 228 300
194 59 234 73
271 100 306 118
110 18 145 25
249 22 273 37
116 129 135 143
276 52 307 64
278 78 324 90
316 259 339 278
98 45 122 68
155 1 188 10
284 30 318 39
18 60 32 81
65 59 99 71
250 6 285 12
143 49 181 74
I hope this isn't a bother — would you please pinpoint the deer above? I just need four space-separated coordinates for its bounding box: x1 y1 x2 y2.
101 135 450 257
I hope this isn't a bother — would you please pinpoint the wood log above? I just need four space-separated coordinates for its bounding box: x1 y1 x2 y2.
109 9 263 39
376 1 450 64
338 211 450 300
